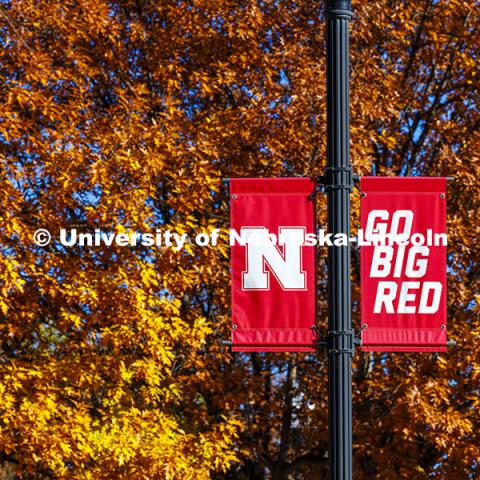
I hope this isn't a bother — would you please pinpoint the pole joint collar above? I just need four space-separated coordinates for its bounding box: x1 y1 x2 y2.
325 0 352 18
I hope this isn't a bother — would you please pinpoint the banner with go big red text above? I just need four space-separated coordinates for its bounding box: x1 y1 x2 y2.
230 178 317 352
360 177 447 352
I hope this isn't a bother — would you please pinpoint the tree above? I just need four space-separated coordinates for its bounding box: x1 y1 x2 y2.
0 0 478 479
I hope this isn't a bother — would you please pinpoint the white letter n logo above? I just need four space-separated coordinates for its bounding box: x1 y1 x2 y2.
242 227 307 290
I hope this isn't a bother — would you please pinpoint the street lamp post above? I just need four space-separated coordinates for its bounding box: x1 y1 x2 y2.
324 1 353 479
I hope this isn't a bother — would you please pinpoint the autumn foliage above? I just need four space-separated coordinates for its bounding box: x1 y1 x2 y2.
0 0 479 479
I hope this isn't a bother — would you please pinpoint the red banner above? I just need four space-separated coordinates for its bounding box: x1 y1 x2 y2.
360 177 447 352
230 178 317 352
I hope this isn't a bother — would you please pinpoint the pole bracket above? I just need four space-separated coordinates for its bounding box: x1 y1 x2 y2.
326 329 355 355
319 166 354 192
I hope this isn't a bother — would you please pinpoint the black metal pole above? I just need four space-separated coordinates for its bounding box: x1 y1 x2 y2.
324 1 353 480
